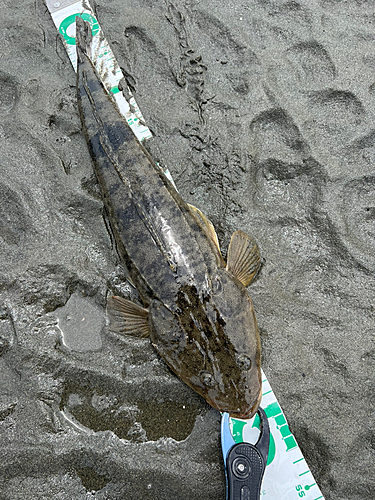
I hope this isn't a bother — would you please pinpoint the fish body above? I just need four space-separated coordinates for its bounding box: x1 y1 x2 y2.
76 19 262 418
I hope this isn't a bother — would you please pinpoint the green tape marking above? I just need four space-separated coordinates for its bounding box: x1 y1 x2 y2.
59 13 99 45
110 86 121 95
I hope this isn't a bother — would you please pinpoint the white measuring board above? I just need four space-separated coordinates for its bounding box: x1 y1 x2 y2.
46 3 325 499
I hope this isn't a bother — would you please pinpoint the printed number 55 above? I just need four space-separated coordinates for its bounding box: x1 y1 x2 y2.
295 485 306 497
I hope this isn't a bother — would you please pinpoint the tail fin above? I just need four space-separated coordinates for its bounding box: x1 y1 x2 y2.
75 16 93 64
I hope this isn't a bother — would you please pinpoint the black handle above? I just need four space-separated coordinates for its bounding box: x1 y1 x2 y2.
226 442 265 500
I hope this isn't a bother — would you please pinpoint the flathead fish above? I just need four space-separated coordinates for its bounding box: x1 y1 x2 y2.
76 19 262 418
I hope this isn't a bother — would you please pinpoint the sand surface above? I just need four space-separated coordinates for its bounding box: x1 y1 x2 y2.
0 1 374 499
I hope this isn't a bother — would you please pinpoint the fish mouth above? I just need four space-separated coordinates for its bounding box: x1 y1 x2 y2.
229 388 262 420
206 387 262 420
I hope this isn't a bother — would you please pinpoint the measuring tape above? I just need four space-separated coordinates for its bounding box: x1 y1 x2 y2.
229 371 325 499
46 2 325 498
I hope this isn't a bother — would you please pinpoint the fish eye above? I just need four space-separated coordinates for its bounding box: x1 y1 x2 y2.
200 371 216 387
237 354 252 371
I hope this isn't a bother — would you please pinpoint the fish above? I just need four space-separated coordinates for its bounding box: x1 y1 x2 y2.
75 18 262 419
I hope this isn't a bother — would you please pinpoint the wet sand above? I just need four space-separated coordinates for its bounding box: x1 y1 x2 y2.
0 1 374 499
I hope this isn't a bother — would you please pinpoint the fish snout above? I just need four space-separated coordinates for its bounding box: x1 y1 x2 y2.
205 386 262 419
229 387 262 419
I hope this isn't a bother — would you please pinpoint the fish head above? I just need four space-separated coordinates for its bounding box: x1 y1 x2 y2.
149 269 262 419
195 268 262 418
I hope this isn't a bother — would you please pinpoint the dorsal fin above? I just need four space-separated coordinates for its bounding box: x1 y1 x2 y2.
187 203 222 256
107 296 149 337
226 230 261 286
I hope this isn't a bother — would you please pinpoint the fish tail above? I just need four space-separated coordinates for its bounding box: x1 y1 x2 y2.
76 17 140 174
75 16 93 63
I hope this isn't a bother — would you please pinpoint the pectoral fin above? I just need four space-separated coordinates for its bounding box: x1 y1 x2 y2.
187 203 221 253
107 296 149 337
226 230 261 286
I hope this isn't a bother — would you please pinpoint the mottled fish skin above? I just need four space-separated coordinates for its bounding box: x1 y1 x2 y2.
76 19 262 418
